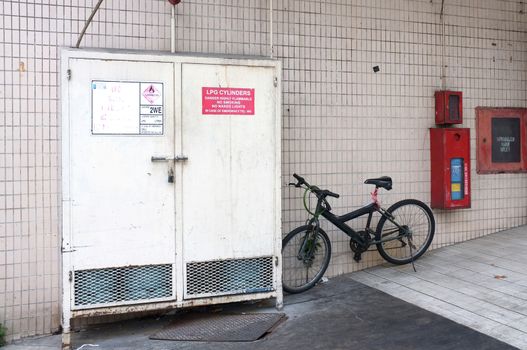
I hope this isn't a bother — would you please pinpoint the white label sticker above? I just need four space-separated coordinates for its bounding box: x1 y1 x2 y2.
140 114 163 125
92 81 164 135
140 105 163 115
92 81 140 134
141 83 163 105
140 83 164 135
140 124 163 135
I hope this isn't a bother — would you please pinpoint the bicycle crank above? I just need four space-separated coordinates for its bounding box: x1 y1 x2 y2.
349 230 372 262
349 231 371 253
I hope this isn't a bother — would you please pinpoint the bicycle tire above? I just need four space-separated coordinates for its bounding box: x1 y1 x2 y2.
375 199 435 265
282 225 331 294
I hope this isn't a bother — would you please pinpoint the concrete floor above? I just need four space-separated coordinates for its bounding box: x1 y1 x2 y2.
5 226 526 350
6 277 514 350
351 226 527 350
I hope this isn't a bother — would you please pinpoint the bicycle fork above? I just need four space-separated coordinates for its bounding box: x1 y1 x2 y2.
296 218 320 266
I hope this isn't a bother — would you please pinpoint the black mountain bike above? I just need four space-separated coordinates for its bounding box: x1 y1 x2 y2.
282 174 435 294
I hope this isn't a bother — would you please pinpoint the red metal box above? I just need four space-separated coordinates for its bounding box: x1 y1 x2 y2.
435 90 463 125
430 128 471 209
476 107 527 174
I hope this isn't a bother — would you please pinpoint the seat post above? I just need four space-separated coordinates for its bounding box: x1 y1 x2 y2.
371 187 379 205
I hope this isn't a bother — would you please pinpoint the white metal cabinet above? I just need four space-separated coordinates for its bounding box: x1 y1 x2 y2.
61 49 282 331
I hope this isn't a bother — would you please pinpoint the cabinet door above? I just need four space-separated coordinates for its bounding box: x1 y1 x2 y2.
180 63 279 298
64 58 176 308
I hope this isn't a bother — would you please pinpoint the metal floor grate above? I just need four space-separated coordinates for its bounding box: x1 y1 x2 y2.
150 313 285 342
185 257 274 298
74 264 173 307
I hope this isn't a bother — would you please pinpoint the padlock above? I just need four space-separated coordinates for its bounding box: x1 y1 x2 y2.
168 168 174 183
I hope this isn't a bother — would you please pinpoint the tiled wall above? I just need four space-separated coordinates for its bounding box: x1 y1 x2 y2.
1 0 526 341
279 0 527 275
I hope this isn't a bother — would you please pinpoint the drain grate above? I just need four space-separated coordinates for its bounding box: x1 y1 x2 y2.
150 313 285 342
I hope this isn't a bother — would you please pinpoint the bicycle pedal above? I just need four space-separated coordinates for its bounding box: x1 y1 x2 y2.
353 252 362 262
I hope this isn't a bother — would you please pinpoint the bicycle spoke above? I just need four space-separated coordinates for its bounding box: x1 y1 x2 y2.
381 228 400 237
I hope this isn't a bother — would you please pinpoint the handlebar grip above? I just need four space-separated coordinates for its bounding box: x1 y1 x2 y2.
313 188 339 199
319 190 340 198
293 173 304 182
324 190 340 198
293 173 307 187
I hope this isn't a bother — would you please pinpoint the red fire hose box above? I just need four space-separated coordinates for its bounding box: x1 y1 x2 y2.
430 128 471 209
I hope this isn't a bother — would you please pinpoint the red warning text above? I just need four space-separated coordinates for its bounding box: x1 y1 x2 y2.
202 87 255 115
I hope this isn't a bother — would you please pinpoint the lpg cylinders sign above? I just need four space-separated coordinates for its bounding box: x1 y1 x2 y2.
202 87 255 115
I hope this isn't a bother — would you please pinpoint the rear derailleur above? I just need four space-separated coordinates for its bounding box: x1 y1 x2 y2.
349 230 372 262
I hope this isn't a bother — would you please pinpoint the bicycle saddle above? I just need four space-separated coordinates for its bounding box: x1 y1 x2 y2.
364 176 392 190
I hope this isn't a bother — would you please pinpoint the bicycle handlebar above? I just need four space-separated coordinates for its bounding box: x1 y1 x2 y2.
318 189 340 199
292 173 306 187
291 173 340 199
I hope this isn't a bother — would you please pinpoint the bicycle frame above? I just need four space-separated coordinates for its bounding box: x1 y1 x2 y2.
314 189 408 248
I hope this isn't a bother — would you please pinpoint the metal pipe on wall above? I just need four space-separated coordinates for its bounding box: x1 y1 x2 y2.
171 5 176 53
269 0 273 58
168 0 181 53
440 0 446 89
75 0 105 48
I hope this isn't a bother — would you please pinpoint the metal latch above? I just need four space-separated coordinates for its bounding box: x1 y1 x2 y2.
151 155 189 162
61 239 76 253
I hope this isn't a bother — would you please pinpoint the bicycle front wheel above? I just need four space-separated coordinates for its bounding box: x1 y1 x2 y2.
375 199 435 265
282 225 331 294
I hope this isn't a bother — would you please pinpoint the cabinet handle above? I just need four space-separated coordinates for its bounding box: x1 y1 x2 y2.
151 155 189 162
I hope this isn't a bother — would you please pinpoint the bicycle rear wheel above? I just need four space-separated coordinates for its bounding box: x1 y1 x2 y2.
282 225 331 294
375 199 435 265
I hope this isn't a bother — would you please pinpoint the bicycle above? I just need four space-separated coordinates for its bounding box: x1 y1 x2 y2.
282 173 435 294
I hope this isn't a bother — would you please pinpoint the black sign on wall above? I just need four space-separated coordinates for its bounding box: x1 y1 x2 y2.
491 117 521 163
448 95 460 121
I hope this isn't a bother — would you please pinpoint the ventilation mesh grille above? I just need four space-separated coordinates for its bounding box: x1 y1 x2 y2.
74 264 172 307
186 257 274 298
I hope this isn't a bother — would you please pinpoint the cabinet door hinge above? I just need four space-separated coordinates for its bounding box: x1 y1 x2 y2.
67 69 72 80
68 271 73 282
